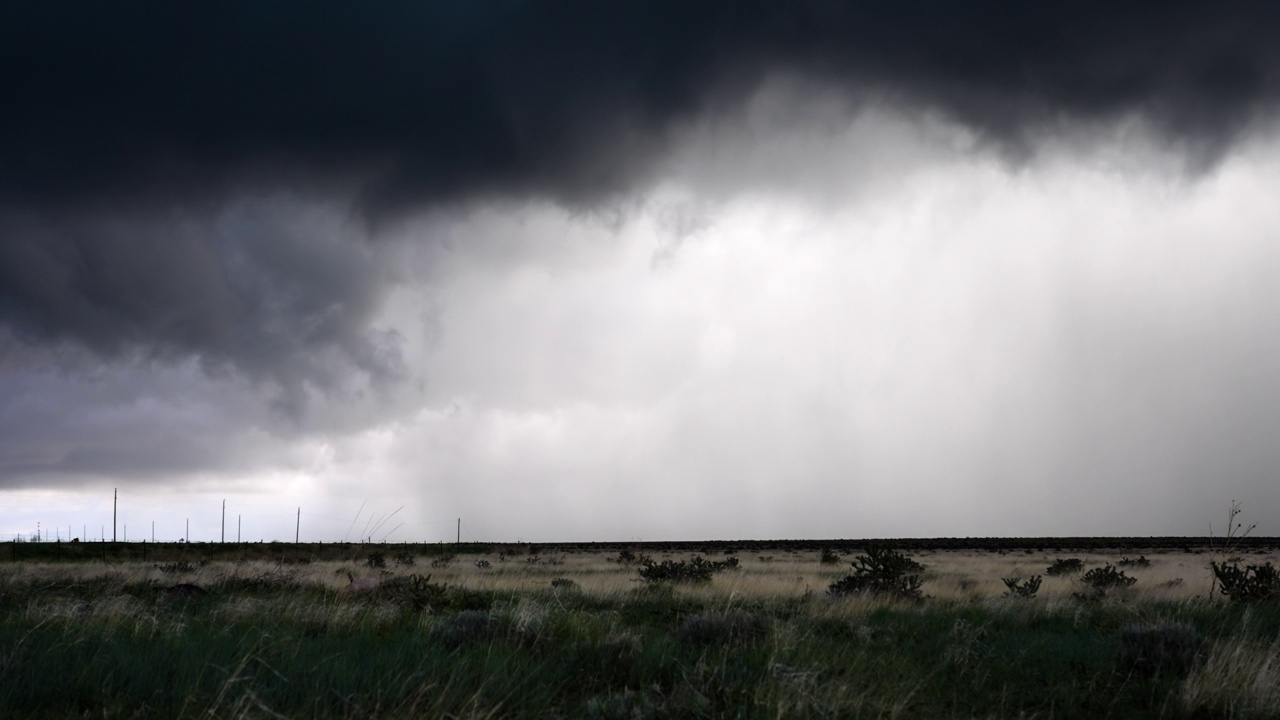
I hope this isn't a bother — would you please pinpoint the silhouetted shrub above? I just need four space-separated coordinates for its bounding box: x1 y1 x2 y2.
392 551 416 567
637 556 737 584
827 547 925 601
1046 558 1084 576
1073 564 1136 601
378 573 446 612
1002 575 1042 599
819 548 840 565
1118 555 1151 568
1081 564 1137 590
365 552 386 569
474 559 492 569
1210 560 1280 603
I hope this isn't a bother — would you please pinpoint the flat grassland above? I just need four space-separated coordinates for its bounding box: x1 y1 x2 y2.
2 545 1278 718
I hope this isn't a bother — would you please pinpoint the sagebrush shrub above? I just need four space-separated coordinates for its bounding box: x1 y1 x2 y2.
365 552 386 569
1118 555 1151 568
819 548 840 565
827 547 925 601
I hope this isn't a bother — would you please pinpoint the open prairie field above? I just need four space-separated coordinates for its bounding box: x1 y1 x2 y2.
2 543 1280 718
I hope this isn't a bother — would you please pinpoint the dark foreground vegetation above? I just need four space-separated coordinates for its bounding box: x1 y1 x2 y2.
2 544 1280 718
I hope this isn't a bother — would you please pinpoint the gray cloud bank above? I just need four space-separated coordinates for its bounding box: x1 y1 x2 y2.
4 1 1279 383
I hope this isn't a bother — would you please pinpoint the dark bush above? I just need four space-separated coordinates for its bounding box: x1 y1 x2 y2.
1118 555 1151 568
392 551 416 567
1046 558 1084 576
827 547 925 601
1080 564 1137 590
378 573 446 612
819 548 840 565
1002 575 1042 599
637 556 731 584
1074 564 1137 599
1210 560 1280 603
365 552 386 569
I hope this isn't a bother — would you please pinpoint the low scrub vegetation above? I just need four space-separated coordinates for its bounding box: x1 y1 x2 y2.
1 545 1278 718
1046 558 1085 576
1002 575 1042 599
828 546 925 600
1211 560 1280 603
636 555 739 584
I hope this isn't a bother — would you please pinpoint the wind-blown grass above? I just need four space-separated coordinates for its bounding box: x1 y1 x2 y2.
1 549 1278 718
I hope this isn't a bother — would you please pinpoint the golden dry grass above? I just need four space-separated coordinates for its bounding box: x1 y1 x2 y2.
6 544 1271 605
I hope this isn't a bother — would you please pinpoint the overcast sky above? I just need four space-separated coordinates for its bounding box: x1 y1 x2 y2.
4 1 1280 542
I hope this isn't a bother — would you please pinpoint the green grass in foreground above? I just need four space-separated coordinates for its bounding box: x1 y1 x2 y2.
1 566 1279 718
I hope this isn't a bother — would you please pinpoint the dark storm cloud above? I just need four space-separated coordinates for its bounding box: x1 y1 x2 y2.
3 0 1279 209
0 201 402 410
2 0 1279 389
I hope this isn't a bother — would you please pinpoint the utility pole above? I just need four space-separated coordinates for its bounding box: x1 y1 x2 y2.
152 521 155 542
295 507 300 544
113 488 117 542
457 518 461 544
185 518 189 543
237 515 241 543
221 500 226 543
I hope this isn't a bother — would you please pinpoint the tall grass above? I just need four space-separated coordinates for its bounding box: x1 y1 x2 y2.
1 550 1278 717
